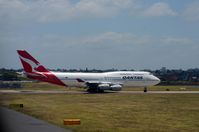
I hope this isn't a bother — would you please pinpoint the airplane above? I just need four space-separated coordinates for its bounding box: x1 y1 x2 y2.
17 50 160 93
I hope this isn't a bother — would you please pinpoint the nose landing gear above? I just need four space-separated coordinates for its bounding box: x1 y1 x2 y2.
144 87 147 92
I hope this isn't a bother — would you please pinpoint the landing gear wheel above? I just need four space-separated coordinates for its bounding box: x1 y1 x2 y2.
87 88 104 93
144 87 147 92
87 88 96 93
97 89 104 93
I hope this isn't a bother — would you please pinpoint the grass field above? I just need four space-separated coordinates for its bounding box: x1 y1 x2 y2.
0 83 199 131
2 82 199 91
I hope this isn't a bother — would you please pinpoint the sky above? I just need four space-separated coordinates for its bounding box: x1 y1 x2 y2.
0 0 199 70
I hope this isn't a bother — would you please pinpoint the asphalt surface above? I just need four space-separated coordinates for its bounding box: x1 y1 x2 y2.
0 90 199 94
0 107 71 132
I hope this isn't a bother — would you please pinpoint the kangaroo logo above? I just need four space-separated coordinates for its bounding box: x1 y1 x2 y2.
19 55 47 78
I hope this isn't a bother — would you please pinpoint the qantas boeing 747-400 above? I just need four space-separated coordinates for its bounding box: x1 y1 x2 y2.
17 50 160 93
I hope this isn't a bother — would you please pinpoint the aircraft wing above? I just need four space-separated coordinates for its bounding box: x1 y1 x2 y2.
76 78 123 91
76 78 121 85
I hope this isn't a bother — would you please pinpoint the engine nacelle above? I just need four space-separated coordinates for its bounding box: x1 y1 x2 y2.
110 84 122 91
98 84 110 90
98 84 122 91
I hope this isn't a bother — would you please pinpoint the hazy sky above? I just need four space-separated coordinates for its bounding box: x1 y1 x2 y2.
1 0 199 70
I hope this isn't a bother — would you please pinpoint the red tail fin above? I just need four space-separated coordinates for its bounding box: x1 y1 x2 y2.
17 50 49 73
17 50 66 86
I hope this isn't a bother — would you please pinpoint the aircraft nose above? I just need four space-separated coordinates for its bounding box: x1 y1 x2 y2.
154 76 161 84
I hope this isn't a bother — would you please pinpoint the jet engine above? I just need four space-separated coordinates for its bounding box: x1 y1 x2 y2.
110 84 122 91
98 84 110 90
98 84 122 91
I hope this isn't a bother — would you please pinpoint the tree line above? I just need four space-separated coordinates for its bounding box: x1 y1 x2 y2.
0 67 199 85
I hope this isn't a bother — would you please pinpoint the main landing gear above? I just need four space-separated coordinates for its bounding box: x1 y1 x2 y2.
144 87 147 92
87 88 104 93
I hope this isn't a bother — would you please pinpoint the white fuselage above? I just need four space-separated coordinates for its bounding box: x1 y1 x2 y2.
53 71 160 88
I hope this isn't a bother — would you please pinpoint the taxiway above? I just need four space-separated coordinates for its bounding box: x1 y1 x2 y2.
0 90 199 94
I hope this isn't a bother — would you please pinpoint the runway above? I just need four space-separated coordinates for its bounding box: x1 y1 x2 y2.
0 90 199 94
0 107 71 132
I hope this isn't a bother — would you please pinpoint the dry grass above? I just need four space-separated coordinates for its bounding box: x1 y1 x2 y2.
1 91 199 132
2 82 199 91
